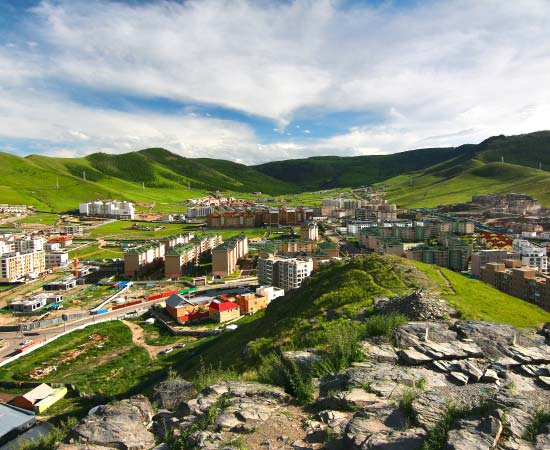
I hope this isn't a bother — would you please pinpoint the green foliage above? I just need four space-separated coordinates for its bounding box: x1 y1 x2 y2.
523 408 550 442
398 388 419 423
421 404 469 450
17 417 78 450
192 359 240 392
315 320 364 375
257 353 314 405
363 314 408 338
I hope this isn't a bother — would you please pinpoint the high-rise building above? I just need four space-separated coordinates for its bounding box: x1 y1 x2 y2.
79 200 135 219
257 256 313 291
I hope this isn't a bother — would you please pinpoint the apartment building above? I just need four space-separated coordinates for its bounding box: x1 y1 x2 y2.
207 206 315 228
161 233 194 250
355 200 398 221
124 242 165 276
404 235 472 271
512 239 548 272
45 251 69 269
79 200 135 219
480 260 550 311
0 204 28 214
164 234 222 278
63 225 83 236
0 251 46 283
186 206 212 218
14 237 44 253
257 256 313 291
211 235 248 277
471 249 521 277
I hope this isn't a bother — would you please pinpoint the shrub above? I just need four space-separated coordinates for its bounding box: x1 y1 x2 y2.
315 320 364 375
18 417 78 450
364 313 408 338
523 408 550 442
192 359 239 391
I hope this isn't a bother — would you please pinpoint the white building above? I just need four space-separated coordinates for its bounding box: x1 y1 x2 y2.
45 251 69 269
186 206 213 218
256 286 285 303
257 256 313 291
512 239 548 272
14 237 44 253
347 221 377 236
64 225 83 236
10 293 63 312
79 200 135 219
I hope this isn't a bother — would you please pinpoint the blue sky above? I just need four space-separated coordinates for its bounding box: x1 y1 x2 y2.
0 0 549 164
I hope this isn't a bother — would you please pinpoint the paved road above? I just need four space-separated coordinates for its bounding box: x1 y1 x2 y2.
0 298 166 362
0 279 259 363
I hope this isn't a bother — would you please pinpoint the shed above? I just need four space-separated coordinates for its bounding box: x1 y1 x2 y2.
0 403 36 445
33 387 67 413
11 384 54 411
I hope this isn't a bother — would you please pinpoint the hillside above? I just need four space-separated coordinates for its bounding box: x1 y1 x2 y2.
1 131 550 211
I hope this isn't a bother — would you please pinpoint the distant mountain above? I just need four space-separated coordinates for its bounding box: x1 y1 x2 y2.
0 131 549 211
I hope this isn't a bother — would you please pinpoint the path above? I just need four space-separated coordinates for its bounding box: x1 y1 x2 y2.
122 320 175 359
437 268 456 294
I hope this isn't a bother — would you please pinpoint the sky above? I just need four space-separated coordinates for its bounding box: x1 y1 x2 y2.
0 0 549 165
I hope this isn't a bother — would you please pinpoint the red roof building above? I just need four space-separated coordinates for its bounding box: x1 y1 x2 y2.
208 300 241 322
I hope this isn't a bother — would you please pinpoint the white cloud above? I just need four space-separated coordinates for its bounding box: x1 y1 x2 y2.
0 0 548 163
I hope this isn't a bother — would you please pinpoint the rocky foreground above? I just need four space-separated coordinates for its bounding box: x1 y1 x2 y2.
57 295 550 450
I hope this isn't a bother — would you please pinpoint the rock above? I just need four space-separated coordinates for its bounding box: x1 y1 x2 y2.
538 375 550 388
399 348 433 365
449 371 469 385
481 369 499 384
152 380 197 411
374 292 454 321
318 410 350 435
396 322 458 344
452 321 530 357
536 422 550 449
66 396 155 450
57 445 113 450
411 391 449 431
283 350 322 369
362 342 399 363
456 360 484 382
446 416 503 450
363 428 426 449
316 389 382 411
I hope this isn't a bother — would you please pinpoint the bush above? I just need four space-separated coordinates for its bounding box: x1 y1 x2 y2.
523 408 550 442
18 417 78 450
257 353 314 405
364 313 407 338
192 359 239 391
315 320 364 376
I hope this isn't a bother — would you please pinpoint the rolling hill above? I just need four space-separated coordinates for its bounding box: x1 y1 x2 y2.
0 131 549 211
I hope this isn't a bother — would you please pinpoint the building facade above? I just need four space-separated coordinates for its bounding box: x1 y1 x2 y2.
211 235 248 277
79 200 135 219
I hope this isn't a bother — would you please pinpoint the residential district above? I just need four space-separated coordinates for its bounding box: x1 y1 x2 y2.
1 192 550 444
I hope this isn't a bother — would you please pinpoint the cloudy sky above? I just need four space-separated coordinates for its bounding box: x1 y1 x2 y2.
1 0 549 164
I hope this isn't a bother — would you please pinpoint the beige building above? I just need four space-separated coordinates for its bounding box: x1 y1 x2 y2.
165 244 199 278
0 250 45 282
124 242 165 276
212 235 248 277
299 223 319 241
208 300 241 322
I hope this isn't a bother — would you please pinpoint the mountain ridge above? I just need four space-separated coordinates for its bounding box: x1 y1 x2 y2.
1 130 549 211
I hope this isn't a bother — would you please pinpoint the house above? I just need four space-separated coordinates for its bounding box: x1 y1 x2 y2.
208 300 240 323
234 292 268 315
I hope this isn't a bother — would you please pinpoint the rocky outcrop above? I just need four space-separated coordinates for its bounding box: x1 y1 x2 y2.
66 396 155 450
446 416 503 450
152 379 197 411
374 291 455 321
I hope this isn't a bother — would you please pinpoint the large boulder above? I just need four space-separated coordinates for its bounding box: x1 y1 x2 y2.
66 396 155 450
152 379 197 411
446 416 503 450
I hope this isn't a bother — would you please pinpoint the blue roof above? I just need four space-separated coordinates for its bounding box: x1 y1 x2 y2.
0 403 35 443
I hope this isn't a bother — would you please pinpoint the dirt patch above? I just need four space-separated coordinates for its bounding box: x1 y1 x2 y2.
122 320 175 359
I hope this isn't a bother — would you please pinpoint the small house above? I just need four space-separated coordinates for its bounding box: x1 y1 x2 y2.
208 300 240 323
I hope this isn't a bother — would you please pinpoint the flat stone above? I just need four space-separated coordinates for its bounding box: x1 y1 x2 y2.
538 375 550 388
361 342 399 363
481 369 499 384
449 371 469 385
399 348 432 365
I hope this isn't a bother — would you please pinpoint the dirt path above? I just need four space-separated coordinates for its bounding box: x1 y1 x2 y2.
122 320 175 359
437 268 456 294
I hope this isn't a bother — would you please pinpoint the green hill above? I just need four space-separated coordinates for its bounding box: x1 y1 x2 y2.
1 131 550 211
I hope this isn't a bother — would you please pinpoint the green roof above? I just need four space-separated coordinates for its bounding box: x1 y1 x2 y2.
166 243 197 256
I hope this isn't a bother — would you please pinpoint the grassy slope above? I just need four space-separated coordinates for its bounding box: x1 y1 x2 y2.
177 255 550 379
383 160 550 207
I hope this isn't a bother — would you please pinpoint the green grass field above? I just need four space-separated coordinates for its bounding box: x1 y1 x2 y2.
68 243 124 259
411 261 550 328
87 221 199 239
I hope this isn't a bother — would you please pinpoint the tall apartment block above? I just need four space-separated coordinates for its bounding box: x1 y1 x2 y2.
124 242 165 276
257 256 313 291
299 222 319 241
0 250 46 282
163 234 223 278
79 200 135 219
212 235 249 277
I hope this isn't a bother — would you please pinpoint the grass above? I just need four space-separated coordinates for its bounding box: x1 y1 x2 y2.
87 220 199 239
412 261 550 328
129 314 196 346
68 243 124 259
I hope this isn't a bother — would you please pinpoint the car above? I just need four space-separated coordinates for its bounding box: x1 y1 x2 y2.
21 339 33 346
161 347 173 355
175 343 186 348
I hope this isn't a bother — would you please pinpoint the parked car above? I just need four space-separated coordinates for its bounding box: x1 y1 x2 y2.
161 347 173 355
175 343 186 348
21 339 33 346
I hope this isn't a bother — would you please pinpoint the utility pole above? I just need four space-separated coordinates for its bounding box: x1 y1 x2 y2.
142 181 145 190
501 156 504 163
83 171 86 181
56 177 59 189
